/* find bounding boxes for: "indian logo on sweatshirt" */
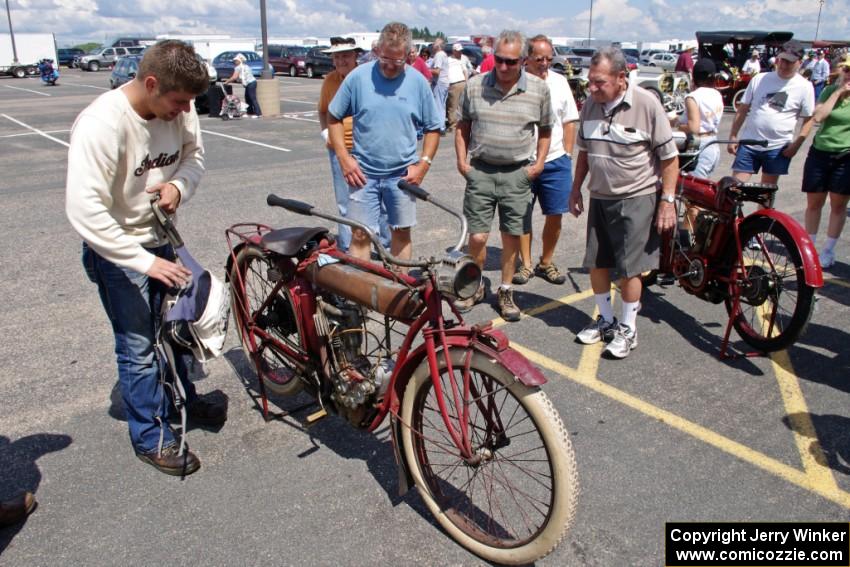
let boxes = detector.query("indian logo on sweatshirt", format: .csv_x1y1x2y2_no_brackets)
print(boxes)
134,151,180,177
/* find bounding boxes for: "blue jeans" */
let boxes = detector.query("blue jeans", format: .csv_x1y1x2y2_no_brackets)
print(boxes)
82,243,197,454
348,171,417,233
245,81,261,116
692,136,719,178
328,150,391,250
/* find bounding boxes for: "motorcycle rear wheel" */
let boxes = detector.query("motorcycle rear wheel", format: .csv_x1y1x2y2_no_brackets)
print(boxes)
400,349,578,565
724,217,815,352
230,245,305,396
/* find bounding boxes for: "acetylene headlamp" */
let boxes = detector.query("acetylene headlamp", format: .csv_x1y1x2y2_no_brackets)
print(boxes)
434,251,482,300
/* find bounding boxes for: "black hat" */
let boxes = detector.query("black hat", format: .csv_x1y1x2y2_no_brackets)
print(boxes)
777,40,804,62
692,57,716,76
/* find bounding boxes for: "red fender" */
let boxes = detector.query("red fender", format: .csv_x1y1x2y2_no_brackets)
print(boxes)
389,323,547,407
747,209,823,288
384,322,547,495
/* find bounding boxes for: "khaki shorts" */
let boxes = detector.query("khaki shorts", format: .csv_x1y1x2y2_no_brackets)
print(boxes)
463,160,533,236
583,194,659,278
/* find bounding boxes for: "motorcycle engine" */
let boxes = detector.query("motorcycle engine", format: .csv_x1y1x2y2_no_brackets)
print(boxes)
314,296,390,426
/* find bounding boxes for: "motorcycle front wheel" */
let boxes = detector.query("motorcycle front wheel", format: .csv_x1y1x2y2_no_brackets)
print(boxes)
400,349,578,565
724,217,816,352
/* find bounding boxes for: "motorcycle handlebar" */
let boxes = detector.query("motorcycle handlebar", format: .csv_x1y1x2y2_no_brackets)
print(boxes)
397,181,468,253
266,195,314,216
397,180,430,201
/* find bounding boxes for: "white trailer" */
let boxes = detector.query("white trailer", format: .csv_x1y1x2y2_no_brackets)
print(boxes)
155,35,258,61
1,33,57,78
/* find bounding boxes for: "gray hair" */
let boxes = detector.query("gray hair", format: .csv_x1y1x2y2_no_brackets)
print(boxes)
591,47,628,75
496,30,525,53
525,34,554,57
377,22,412,54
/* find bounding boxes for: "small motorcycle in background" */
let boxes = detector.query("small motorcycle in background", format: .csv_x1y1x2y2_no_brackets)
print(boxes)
38,59,59,86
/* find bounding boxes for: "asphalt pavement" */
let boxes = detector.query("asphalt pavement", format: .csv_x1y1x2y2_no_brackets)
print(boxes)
1,68,849,566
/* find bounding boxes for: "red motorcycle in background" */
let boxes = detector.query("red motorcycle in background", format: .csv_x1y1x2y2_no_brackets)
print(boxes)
225,182,578,564
649,136,823,357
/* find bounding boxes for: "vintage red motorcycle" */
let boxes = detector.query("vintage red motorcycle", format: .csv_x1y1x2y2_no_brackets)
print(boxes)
649,136,823,357
224,182,578,564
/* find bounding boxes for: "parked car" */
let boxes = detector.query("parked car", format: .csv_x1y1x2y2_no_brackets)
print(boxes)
552,45,582,75
304,47,333,78
624,54,640,71
621,48,640,59
455,41,483,69
109,55,141,89
212,51,273,79
57,48,84,67
639,49,667,64
569,47,597,69
645,51,677,71
77,46,133,71
267,45,309,76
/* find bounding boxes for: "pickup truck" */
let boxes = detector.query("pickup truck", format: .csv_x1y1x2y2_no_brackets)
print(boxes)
77,46,145,71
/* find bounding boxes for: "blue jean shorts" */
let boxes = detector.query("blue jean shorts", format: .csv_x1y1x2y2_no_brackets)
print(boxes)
531,154,572,215
732,144,791,176
347,169,416,231
802,146,850,196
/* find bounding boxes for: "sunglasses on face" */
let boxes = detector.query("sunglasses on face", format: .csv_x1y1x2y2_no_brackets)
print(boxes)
495,55,520,66
532,56,553,63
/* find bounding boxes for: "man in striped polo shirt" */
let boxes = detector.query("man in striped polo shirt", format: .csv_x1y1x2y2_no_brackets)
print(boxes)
569,47,679,359
453,29,553,321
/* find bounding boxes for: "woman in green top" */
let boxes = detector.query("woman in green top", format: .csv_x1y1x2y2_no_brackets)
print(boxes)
802,55,850,269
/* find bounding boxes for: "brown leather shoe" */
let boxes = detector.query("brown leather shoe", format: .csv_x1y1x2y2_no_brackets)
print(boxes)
453,282,486,313
497,287,521,322
137,445,201,476
0,492,36,528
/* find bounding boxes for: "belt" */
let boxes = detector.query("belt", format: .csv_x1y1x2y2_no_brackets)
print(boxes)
470,158,528,170
450,80,466,85
696,132,717,138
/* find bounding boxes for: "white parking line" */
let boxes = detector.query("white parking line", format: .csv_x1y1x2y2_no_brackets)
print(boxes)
282,115,320,124
0,129,70,139
281,98,314,104
1,114,69,147
2,84,51,97
201,129,291,152
65,83,109,91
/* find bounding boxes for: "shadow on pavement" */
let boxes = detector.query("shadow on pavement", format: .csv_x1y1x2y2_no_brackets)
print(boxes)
783,412,850,476
0,433,73,553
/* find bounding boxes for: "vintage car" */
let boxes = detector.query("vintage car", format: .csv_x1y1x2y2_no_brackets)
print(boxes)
696,30,794,109
629,66,690,115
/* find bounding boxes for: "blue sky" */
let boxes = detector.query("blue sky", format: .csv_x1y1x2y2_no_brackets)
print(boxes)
6,0,849,47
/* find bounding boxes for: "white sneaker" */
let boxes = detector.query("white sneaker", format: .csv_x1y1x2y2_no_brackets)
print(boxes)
819,248,835,269
576,315,618,345
603,323,638,359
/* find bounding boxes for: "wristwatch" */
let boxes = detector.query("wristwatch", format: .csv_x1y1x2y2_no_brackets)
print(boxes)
660,193,676,204
420,155,433,166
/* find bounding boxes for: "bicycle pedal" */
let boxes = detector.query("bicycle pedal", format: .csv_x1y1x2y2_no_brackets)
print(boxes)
306,408,328,424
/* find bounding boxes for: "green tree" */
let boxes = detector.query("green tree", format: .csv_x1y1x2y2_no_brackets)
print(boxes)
74,42,101,52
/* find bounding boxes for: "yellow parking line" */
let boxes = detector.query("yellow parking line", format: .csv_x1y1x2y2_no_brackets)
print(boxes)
511,342,850,509
770,350,838,492
491,287,596,329
825,277,850,289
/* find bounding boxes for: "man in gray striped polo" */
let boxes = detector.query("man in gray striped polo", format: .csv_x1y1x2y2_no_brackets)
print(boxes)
569,47,678,359
453,29,553,321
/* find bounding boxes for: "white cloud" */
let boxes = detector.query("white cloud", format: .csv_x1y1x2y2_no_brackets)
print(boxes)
4,0,850,46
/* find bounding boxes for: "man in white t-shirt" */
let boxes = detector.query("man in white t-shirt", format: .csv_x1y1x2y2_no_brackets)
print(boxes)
728,40,815,186
741,50,761,75
430,39,450,133
65,41,226,476
445,43,472,131
513,34,579,287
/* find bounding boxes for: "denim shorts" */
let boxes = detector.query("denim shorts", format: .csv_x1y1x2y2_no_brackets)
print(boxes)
531,154,572,215
347,170,416,231
802,146,850,195
732,144,791,176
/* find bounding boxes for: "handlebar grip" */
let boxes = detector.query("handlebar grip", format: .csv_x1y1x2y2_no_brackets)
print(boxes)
397,180,430,201
738,139,768,147
266,194,314,216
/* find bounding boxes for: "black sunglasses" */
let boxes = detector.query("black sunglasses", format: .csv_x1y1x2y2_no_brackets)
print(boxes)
495,55,520,66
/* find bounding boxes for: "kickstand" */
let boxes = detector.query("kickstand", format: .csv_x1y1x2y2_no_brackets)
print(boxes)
718,301,767,360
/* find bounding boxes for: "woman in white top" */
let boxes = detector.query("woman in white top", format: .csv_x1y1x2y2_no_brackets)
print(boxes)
224,53,261,117
678,57,724,178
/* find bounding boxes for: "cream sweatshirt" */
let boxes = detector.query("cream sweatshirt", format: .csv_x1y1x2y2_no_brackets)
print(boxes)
66,87,205,274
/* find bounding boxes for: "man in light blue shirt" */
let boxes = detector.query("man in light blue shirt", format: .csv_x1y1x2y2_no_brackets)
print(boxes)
329,21,442,261
811,51,830,99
